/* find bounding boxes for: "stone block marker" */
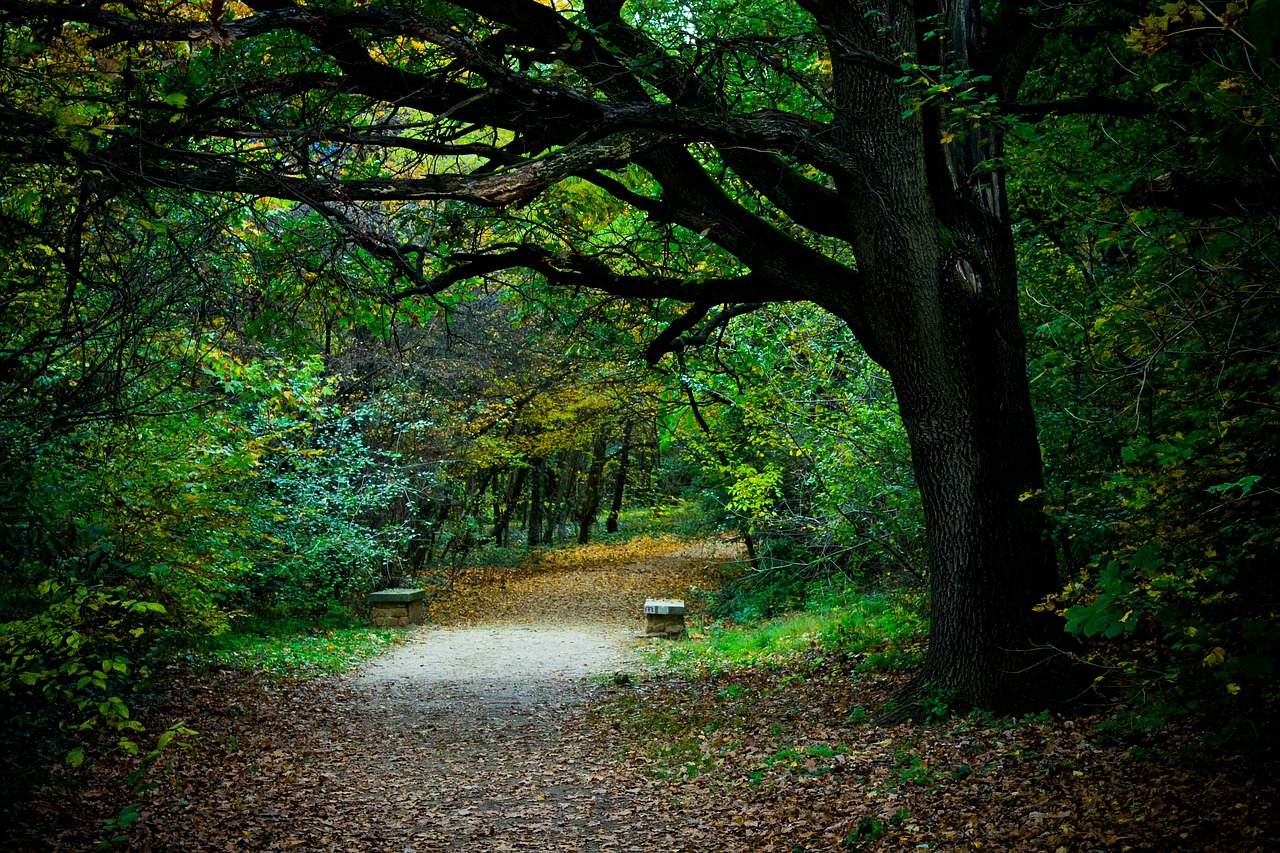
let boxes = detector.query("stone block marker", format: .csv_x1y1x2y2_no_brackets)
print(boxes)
643,599,686,637
369,588,425,628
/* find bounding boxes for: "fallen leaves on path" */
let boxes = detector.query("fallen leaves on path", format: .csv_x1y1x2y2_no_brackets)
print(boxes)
423,535,731,627
578,654,1279,850
7,536,1276,851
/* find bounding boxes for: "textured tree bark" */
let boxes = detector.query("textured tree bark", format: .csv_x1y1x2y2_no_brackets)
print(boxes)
816,0,1068,714
880,252,1064,713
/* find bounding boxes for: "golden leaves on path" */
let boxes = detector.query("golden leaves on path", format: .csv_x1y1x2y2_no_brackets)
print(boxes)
423,535,738,628
12,532,1274,852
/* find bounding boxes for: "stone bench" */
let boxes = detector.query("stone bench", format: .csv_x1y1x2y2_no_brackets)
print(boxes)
369,588,425,627
643,598,686,637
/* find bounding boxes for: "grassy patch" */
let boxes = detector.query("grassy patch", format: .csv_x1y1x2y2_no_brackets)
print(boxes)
650,611,828,674
645,589,928,676
191,617,405,675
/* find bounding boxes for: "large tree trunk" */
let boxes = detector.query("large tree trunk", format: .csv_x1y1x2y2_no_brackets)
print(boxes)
823,1,1067,714
884,250,1063,712
849,219,1066,713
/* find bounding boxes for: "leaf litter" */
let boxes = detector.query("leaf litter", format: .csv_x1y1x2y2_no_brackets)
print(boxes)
5,536,1276,851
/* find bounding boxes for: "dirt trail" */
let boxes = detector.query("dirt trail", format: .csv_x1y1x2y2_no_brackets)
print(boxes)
300,538,734,852
5,537,737,852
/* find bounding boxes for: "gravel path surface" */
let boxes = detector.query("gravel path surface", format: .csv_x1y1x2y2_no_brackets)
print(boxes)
350,625,636,753
355,626,634,687
310,538,734,851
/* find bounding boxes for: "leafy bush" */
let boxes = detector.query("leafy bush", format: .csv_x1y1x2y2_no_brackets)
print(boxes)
0,349,420,787
190,616,403,675
233,409,415,618
1018,79,1280,735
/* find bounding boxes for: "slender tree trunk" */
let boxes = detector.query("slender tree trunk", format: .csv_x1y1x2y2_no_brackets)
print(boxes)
577,432,608,544
547,450,581,543
492,466,526,548
423,499,452,563
605,421,633,533
641,426,656,508
526,458,545,548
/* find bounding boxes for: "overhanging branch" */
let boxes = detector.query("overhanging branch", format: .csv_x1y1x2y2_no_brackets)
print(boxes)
647,302,767,366
1002,95,1162,120
644,300,715,366
110,130,683,206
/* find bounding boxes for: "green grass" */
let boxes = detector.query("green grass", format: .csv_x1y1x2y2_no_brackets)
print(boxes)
646,589,928,675
191,617,405,675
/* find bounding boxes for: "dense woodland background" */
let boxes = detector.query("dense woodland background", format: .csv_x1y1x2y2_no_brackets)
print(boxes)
1,0,1278,835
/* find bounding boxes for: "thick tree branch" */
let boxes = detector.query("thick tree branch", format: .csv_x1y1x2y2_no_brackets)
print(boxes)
719,149,851,242
104,130,682,206
635,148,868,336
386,246,801,306
658,302,768,364
211,128,518,163
577,0,858,244
643,300,715,366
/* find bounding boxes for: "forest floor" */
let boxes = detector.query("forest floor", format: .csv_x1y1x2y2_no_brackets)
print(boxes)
7,536,1279,852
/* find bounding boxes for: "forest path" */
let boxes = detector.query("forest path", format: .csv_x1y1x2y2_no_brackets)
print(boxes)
7,536,742,851
297,537,736,852
19,535,1277,852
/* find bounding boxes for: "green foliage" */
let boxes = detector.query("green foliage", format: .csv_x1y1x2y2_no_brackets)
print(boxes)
0,578,160,726
1014,1,1280,733
814,589,929,659
648,587,927,676
891,751,937,786
93,720,195,849
97,803,141,850
234,405,416,618
191,618,404,676
843,816,885,849
713,553,813,621
0,341,412,777
673,305,924,604
650,611,832,674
